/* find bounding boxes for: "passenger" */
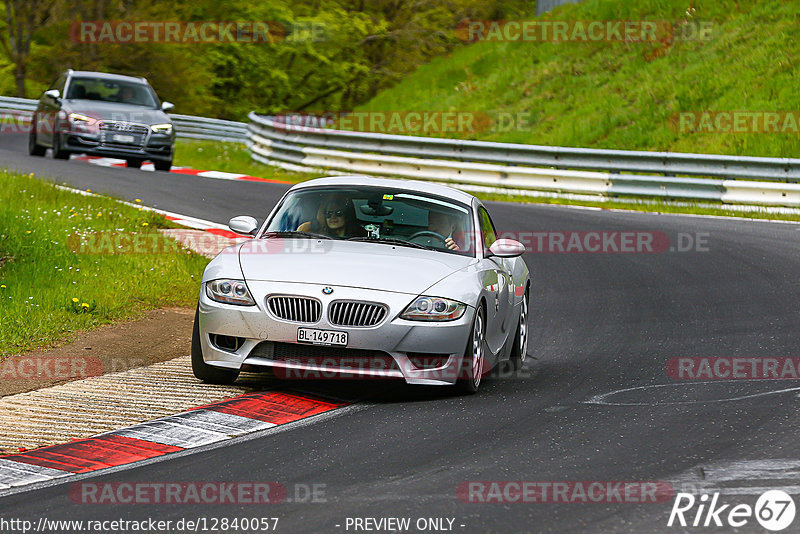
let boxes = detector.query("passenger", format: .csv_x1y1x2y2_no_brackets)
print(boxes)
428,211,462,251
298,195,365,238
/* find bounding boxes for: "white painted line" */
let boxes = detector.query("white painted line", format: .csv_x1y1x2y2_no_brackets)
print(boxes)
584,381,800,406
671,459,800,496
0,458,71,487
51,183,230,231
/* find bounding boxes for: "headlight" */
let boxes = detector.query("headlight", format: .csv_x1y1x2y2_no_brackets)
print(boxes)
69,113,98,127
400,296,467,321
205,279,255,306
150,123,173,134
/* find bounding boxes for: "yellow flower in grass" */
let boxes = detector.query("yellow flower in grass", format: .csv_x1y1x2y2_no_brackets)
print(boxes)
81,302,90,309
142,222,149,227
72,297,79,303
0,285,6,289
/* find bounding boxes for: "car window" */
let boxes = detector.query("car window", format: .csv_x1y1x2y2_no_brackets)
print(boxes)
65,77,158,108
478,206,497,253
264,186,475,256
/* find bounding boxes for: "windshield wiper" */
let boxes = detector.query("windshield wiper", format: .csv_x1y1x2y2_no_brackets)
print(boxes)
347,236,436,251
262,231,332,239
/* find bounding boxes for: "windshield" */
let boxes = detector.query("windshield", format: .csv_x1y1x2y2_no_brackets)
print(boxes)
65,77,159,108
264,186,475,256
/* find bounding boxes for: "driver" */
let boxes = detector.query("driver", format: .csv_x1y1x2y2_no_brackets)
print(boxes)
428,211,461,251
117,86,136,103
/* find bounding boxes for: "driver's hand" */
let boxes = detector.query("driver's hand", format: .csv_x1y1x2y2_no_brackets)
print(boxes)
445,237,460,250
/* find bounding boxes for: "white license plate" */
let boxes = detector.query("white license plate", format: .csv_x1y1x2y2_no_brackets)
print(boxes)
112,134,135,143
297,328,348,346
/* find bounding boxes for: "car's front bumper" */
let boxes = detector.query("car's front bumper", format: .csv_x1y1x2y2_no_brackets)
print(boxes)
197,281,475,386
61,128,173,162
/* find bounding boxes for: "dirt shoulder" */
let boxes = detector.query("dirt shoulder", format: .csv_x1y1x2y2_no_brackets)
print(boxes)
1,307,194,397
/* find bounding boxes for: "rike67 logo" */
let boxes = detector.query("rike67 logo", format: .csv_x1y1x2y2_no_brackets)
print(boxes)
668,490,796,531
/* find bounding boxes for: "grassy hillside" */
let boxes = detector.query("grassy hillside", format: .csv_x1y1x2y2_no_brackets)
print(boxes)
358,0,800,158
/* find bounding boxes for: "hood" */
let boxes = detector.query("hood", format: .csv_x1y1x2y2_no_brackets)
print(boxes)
64,100,170,125
238,238,475,295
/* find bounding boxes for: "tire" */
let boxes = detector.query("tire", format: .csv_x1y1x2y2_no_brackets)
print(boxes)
153,159,172,172
508,288,529,372
191,307,240,385
28,127,46,156
126,159,142,169
455,306,485,395
52,132,70,160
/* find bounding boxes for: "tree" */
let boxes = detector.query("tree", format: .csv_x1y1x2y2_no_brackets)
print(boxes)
1,0,57,97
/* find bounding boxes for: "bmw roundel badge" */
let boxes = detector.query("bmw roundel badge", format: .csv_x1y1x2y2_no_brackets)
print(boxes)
322,287,333,295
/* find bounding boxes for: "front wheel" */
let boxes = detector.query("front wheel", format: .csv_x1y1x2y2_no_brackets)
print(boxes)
28,128,46,156
52,132,70,159
455,306,485,395
191,307,240,385
153,159,172,172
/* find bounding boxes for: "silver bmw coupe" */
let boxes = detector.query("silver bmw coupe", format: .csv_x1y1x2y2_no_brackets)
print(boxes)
192,176,530,393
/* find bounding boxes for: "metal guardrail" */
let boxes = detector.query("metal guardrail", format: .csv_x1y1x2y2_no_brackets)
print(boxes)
247,113,800,208
168,114,247,141
0,96,247,141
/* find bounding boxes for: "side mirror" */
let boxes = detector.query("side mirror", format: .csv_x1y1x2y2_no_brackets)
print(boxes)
44,89,60,101
161,101,174,112
488,239,525,258
228,216,258,236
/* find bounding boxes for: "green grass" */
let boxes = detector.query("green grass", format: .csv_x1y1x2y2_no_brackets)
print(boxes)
173,139,321,183
0,170,210,357
357,0,800,159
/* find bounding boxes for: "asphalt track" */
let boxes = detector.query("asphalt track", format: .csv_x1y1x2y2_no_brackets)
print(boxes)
2,133,800,533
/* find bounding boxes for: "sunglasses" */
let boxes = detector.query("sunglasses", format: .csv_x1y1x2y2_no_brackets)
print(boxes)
325,209,345,218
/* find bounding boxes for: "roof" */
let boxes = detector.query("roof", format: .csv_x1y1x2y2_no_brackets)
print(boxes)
68,71,148,84
290,175,477,206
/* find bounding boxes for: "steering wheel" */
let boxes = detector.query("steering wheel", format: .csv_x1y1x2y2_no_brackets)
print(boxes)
407,230,448,246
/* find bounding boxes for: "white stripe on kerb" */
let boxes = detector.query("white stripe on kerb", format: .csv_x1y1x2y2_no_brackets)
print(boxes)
0,458,71,487
111,420,229,449
197,171,247,180
168,409,277,435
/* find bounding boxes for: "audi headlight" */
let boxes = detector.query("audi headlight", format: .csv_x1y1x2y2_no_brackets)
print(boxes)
205,279,255,306
68,113,98,130
150,123,173,134
400,296,467,321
